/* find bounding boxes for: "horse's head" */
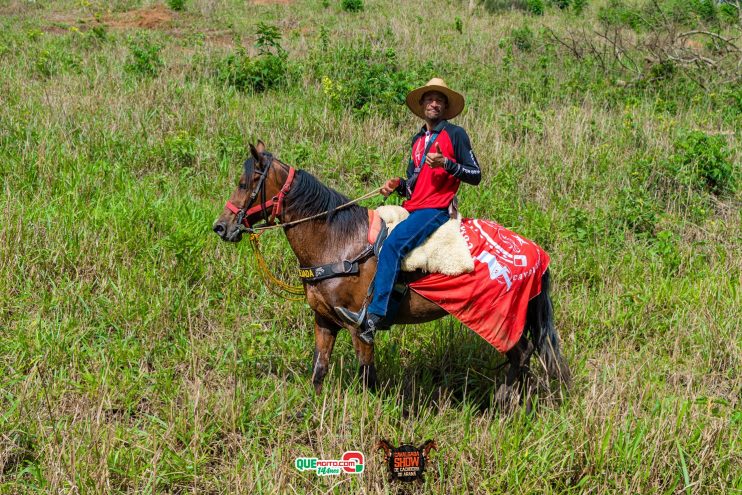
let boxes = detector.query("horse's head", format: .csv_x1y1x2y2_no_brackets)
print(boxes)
212,140,292,242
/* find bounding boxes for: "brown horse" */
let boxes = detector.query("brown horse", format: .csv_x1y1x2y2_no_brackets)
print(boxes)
213,142,571,408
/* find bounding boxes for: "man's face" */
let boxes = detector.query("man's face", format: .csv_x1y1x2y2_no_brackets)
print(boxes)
421,91,448,121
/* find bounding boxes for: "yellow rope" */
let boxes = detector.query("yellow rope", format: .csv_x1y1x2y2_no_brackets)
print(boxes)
249,233,306,301
245,185,383,301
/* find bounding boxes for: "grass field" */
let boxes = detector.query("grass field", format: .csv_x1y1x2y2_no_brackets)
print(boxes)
0,0,740,493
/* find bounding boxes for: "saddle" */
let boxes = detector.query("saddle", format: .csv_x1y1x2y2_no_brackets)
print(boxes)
373,205,474,275
298,206,473,283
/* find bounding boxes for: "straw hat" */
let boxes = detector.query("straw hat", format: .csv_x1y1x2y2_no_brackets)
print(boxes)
405,78,465,120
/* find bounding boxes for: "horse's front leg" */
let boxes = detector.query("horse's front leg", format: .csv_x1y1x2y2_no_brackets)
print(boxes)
312,314,338,394
349,328,377,391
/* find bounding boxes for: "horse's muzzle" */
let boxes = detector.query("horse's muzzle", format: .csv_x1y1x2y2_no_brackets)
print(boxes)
213,221,243,242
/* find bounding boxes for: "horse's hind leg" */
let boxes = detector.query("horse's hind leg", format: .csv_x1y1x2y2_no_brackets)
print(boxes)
312,314,338,394
350,328,377,391
495,335,535,413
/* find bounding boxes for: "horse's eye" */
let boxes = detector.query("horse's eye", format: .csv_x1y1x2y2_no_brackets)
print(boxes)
238,183,247,190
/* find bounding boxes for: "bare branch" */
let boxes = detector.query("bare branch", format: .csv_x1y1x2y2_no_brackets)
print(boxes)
677,31,740,51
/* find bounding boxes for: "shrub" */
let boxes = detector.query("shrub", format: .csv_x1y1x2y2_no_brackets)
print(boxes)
89,25,108,41
614,186,659,236
572,0,588,14
33,41,81,78
212,23,290,93
667,131,736,195
167,0,186,11
500,107,545,140
648,60,675,81
214,49,288,93
341,0,364,12
598,0,642,29
125,35,163,78
693,0,717,23
315,44,423,117
255,22,284,56
720,3,739,25
512,25,534,51
455,17,463,34
550,0,571,9
527,0,544,15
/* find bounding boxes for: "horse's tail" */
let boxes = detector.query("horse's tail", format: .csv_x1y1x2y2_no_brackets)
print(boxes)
528,269,571,387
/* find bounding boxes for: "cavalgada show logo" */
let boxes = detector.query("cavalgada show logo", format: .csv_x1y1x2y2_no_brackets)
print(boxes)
294,451,365,476
378,439,437,482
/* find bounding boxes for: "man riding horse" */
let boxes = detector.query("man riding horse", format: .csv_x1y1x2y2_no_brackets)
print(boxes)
337,78,482,344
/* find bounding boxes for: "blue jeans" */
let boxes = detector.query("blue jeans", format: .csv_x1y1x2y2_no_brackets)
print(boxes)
368,208,450,318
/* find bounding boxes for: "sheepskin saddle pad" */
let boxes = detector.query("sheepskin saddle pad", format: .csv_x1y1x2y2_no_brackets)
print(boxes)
375,205,474,276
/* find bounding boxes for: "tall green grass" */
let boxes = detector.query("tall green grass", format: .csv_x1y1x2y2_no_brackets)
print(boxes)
0,0,739,493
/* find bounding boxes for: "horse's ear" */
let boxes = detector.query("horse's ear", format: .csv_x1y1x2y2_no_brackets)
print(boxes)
249,143,261,163
256,140,265,154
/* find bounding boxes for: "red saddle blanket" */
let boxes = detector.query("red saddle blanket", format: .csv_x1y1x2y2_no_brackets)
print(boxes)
409,218,550,353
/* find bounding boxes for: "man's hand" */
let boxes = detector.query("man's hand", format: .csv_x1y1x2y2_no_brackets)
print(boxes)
425,143,447,169
380,177,401,197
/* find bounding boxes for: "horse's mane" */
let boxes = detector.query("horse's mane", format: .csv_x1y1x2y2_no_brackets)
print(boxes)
285,169,368,239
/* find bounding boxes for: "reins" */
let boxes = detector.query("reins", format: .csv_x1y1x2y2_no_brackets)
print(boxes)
243,189,381,234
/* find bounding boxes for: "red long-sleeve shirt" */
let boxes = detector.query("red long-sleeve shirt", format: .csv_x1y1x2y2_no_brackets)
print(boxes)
397,120,481,212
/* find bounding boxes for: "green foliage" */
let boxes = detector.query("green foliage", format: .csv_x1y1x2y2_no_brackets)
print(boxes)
600,0,720,31
648,60,675,81
666,131,736,195
455,16,463,34
665,0,718,24
89,25,108,42
0,3,740,494
614,186,660,236
167,0,186,11
565,207,606,245
597,0,642,29
719,3,739,25
213,49,289,93
124,35,163,78
162,130,197,168
255,22,284,56
33,40,81,78
212,23,290,93
500,106,545,140
549,0,571,10
341,0,364,12
572,0,588,14
693,0,717,23
650,230,681,275
527,0,545,15
720,85,742,122
511,25,534,51
316,45,423,117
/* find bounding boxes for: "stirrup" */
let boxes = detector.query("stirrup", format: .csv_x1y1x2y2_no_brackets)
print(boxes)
358,326,375,345
334,305,366,327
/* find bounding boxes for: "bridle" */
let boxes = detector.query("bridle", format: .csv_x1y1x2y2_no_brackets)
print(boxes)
219,150,383,300
224,152,296,233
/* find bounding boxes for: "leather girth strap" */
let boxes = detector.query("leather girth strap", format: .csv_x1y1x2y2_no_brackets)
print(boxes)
298,245,374,282
298,211,388,283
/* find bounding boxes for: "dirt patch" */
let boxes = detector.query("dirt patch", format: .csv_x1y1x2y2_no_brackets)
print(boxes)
44,5,175,33
103,4,174,29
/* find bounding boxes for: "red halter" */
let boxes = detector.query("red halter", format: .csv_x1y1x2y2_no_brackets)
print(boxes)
225,165,296,230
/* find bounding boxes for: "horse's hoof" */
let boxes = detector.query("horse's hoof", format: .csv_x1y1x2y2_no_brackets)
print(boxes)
495,384,518,413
